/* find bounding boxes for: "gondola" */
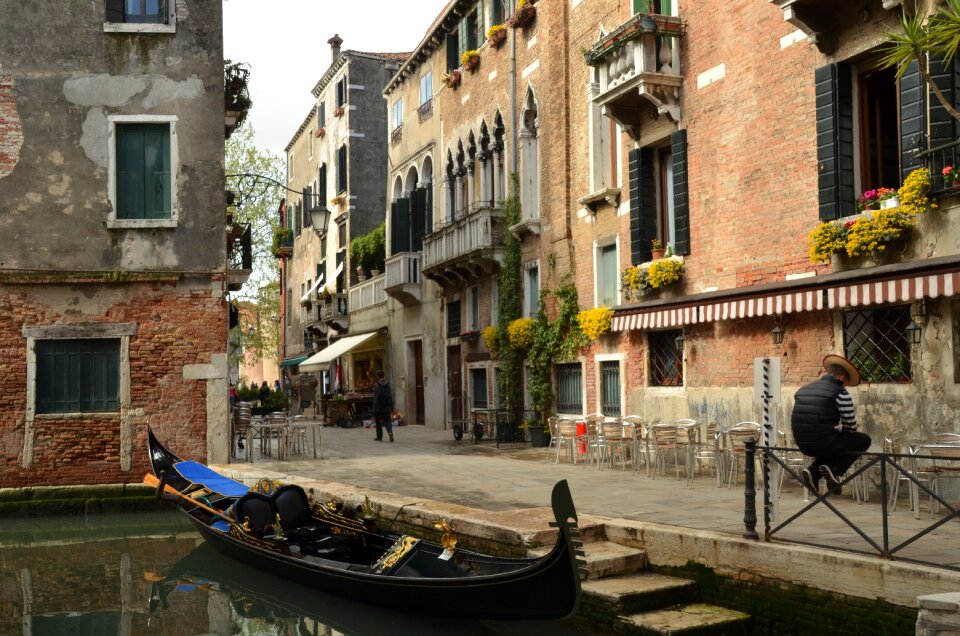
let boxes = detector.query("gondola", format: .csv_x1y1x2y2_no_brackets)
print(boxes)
145,428,585,620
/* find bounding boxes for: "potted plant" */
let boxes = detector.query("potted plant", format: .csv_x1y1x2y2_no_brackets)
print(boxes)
648,257,684,288
443,69,462,89
944,165,958,189
315,127,325,138
651,238,665,260
523,419,551,447
333,105,346,117
487,24,507,48
461,50,480,72
509,0,537,29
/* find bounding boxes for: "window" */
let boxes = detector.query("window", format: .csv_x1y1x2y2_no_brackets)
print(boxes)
288,153,295,181
628,133,689,263
336,76,347,108
600,360,622,416
317,101,326,127
556,363,583,413
303,330,312,351
843,306,912,383
597,242,619,307
447,300,461,337
467,286,480,331
36,339,120,414
392,98,403,131
520,89,540,222
470,368,488,409
446,29,460,72
286,288,292,327
491,0,505,25
588,106,621,194
462,11,479,54
649,330,683,386
524,265,540,317
633,0,671,14
337,145,348,194
420,73,433,106
109,117,177,226
308,132,313,160
491,279,499,326
318,163,328,205
105,0,173,30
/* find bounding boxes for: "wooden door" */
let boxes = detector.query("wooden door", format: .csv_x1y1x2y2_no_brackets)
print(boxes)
412,340,425,425
447,345,463,422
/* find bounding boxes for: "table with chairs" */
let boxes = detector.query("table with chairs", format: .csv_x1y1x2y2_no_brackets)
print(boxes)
231,408,322,462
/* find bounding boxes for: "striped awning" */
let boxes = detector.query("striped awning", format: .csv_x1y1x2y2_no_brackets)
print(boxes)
827,271,960,308
612,270,960,333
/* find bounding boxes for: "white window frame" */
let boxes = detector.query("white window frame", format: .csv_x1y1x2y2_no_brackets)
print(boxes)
392,97,403,131
107,114,179,229
420,72,433,106
595,353,626,416
103,1,176,33
593,238,620,308
467,364,489,410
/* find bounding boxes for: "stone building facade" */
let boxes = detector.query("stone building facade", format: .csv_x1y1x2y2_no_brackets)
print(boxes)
0,0,229,487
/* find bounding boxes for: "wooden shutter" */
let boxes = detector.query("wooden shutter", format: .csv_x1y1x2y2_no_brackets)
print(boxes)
446,32,459,72
459,17,468,58
671,130,690,255
105,0,124,22
294,201,302,236
492,0,503,25
900,59,926,182
815,63,855,221
116,125,144,220
477,1,486,41
318,164,327,202
36,339,120,414
629,148,656,264
336,250,345,293
318,101,325,125
116,123,170,220
303,186,312,228
338,145,347,192
411,189,425,251
425,185,434,235
393,198,411,253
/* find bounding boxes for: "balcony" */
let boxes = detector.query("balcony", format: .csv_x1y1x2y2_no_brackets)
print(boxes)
422,204,505,289
320,293,348,330
391,125,402,146
583,12,684,138
385,253,421,306
770,0,900,54
272,229,293,259
348,274,387,312
226,222,252,292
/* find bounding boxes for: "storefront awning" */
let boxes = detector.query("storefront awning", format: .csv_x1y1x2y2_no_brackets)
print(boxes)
299,332,381,372
612,256,960,332
280,355,309,367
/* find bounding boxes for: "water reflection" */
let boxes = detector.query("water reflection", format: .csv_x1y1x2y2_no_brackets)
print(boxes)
0,512,589,635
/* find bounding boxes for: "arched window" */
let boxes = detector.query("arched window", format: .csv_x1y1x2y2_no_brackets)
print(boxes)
520,88,540,221
493,111,506,203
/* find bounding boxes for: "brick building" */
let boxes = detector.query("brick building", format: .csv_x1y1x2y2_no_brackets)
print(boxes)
0,1,232,487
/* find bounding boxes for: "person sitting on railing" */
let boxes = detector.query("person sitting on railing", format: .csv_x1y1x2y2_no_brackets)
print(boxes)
791,355,872,494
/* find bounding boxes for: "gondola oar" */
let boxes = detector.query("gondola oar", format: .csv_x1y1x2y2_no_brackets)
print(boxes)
143,473,235,524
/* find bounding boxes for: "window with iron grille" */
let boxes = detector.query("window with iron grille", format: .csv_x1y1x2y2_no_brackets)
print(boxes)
470,368,488,409
36,339,120,413
556,363,583,413
303,330,312,351
600,360,621,416
842,306,912,383
649,330,683,386
447,301,461,337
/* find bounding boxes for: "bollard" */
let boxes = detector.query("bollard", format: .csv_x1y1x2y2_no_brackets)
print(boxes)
743,438,759,540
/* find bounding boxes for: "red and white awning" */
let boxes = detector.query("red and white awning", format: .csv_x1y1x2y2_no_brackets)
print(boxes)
611,306,699,332
827,272,960,308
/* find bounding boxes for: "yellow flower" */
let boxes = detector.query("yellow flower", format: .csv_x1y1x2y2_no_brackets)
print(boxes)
482,325,500,355
808,222,844,263
460,49,479,65
507,318,535,350
577,307,613,341
647,258,684,288
898,167,936,216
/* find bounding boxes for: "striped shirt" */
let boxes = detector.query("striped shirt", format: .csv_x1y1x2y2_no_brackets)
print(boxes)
837,389,857,431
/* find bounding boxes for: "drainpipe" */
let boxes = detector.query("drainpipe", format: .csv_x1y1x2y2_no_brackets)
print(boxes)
509,10,517,176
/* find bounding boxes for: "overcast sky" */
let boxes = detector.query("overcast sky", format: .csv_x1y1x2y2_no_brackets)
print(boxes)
223,0,448,161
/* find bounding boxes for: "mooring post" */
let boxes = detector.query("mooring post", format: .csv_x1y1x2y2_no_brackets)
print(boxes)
743,438,759,540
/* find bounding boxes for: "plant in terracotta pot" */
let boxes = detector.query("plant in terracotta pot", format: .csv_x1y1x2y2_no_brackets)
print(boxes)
487,24,507,48
650,238,665,260
443,69,462,89
461,49,480,72
509,0,537,29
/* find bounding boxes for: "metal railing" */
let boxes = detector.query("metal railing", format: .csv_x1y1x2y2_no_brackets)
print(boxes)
913,139,960,195
742,440,959,571
227,223,252,271
453,408,535,447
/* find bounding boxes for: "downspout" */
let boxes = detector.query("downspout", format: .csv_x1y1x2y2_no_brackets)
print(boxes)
509,6,517,175
561,0,573,263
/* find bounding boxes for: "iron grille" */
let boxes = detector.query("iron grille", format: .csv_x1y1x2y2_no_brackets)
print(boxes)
556,363,583,413
843,306,912,383
470,368,488,409
600,361,621,416
649,330,683,386
447,301,461,337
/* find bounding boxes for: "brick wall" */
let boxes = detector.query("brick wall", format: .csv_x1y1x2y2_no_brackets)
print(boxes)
0,282,225,488
0,73,23,179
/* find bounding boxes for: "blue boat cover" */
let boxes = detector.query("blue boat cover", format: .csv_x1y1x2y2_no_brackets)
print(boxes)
173,461,249,497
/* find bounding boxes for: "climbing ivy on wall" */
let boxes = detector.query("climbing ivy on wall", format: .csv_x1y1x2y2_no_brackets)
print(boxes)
495,174,523,418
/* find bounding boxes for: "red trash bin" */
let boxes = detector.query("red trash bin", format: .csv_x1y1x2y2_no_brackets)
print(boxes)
576,421,587,457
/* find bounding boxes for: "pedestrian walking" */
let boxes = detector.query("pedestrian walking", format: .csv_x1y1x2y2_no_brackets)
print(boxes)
259,380,270,406
791,355,872,493
372,370,394,442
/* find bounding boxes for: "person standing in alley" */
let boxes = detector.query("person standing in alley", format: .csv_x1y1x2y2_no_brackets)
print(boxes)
259,380,270,406
372,369,394,442
791,355,872,494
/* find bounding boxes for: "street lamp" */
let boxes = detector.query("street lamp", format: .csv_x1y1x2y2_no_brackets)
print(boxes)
226,172,330,234
309,205,331,235
674,331,685,354
905,320,922,345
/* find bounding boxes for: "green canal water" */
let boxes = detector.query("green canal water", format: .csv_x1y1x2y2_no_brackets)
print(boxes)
0,511,592,635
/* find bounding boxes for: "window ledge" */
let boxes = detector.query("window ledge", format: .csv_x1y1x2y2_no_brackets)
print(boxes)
103,23,175,34
107,219,178,229
578,188,621,212
35,412,121,420
508,218,541,237
645,386,686,397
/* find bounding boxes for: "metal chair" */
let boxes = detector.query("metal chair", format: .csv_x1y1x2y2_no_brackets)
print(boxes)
621,416,645,474
690,421,725,487
554,419,580,464
583,413,606,466
648,423,685,480
597,419,630,470
724,422,762,488
913,443,960,516
545,417,561,462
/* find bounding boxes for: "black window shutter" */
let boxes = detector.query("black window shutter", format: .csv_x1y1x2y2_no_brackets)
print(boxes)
815,63,855,221
105,0,124,22
424,185,434,235
392,199,411,253
411,188,425,251
318,164,327,202
303,186,312,228
671,129,690,255
338,145,347,193
629,148,656,264
447,33,459,72
900,59,925,182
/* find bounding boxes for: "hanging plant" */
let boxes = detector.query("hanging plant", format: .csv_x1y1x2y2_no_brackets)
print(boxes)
577,307,613,341
647,258,684,288
507,317,535,350
482,325,500,356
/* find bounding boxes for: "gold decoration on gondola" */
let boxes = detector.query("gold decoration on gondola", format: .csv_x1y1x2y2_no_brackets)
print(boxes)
372,535,420,573
254,478,282,494
240,516,252,533
360,495,378,521
271,513,285,540
435,518,458,552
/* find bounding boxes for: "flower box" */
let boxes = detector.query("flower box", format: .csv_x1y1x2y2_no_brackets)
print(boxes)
509,4,536,29
333,106,345,118
444,70,462,89
315,127,325,138
460,330,481,343
489,25,507,48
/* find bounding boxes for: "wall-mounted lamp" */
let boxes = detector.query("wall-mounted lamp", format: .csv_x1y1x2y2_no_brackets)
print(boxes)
905,320,922,345
309,205,331,235
674,331,685,354
910,299,928,325
771,324,785,345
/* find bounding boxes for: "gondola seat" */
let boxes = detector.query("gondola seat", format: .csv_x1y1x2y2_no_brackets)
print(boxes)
235,491,277,537
272,484,315,532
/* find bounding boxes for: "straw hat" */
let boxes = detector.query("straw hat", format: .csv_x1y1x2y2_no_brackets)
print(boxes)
822,354,861,387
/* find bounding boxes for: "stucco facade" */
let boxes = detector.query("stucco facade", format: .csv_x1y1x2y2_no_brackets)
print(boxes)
0,0,228,486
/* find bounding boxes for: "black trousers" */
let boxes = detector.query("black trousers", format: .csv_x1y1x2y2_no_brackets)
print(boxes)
374,411,392,440
792,426,872,479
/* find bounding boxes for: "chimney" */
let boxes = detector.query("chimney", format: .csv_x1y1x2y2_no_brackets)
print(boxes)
328,34,343,62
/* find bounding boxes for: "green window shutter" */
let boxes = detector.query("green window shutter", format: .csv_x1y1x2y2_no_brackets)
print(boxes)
392,198,411,253
601,244,617,306
318,164,327,202
338,145,348,193
446,32,459,72
629,148,657,264
459,18,468,58
303,186,312,228
105,0,124,22
492,0,503,25
477,0,486,40
36,339,120,414
815,63,855,221
900,59,926,183
116,125,145,220
116,123,170,220
425,185,433,235
411,188,425,252
671,129,690,255
143,124,170,219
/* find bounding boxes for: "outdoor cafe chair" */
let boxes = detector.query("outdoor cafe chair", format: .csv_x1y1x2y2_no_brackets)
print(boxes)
690,421,724,487
554,419,581,465
597,419,630,470
584,413,606,466
545,417,560,462
724,422,762,488
648,423,686,480
621,416,646,475
912,442,960,517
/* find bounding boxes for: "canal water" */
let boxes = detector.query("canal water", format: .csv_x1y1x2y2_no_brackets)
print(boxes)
0,511,593,635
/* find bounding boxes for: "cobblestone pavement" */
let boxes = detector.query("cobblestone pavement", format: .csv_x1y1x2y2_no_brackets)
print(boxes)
220,422,959,570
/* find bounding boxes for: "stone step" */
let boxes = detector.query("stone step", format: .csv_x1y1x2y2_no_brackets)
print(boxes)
615,604,751,636
582,572,699,615
580,541,647,580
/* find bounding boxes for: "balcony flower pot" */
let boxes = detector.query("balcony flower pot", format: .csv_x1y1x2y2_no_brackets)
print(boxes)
651,247,666,260
509,4,536,29
444,70,462,89
333,106,345,118
489,25,507,48
315,127,325,138
370,269,381,277
461,50,480,72
460,330,481,343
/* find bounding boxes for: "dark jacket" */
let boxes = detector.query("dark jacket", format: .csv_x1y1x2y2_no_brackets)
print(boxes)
791,375,843,441
373,379,393,414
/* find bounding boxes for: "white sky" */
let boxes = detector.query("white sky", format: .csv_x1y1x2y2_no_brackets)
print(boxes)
223,0,448,160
